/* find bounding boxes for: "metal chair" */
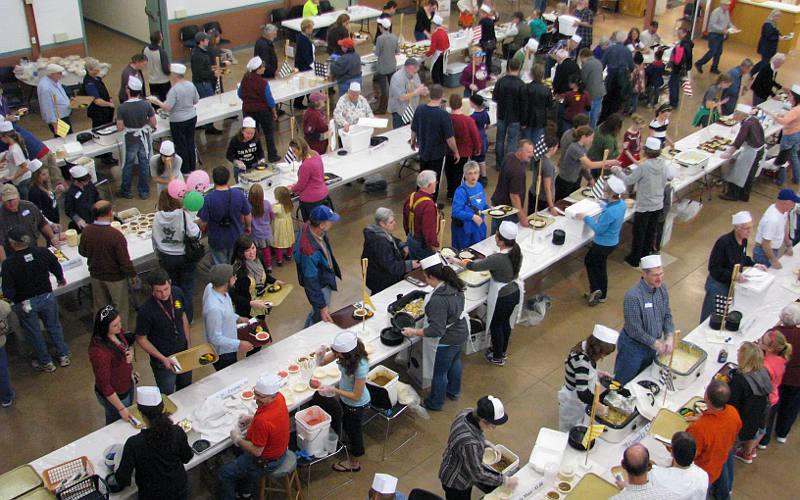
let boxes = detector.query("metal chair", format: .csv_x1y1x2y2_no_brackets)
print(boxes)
179,25,200,59
295,443,353,500
364,384,418,461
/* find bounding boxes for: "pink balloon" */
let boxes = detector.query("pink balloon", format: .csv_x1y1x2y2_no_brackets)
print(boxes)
167,179,187,199
186,170,211,192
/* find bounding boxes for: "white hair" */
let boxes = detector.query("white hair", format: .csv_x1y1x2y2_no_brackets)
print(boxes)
463,160,480,175
614,31,626,43
772,52,786,64
84,57,100,71
780,303,800,326
263,24,278,34
374,207,394,225
417,170,437,188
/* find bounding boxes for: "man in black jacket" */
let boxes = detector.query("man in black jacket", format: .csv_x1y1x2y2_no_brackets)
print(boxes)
493,58,526,169
521,63,553,145
362,207,419,293
254,25,279,79
190,32,222,134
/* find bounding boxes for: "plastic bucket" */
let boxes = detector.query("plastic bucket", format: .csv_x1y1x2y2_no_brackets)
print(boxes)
324,431,338,455
295,406,332,457
339,125,372,154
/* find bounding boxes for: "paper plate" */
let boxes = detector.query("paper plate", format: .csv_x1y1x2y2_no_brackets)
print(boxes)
292,383,309,393
488,209,505,217
241,390,255,400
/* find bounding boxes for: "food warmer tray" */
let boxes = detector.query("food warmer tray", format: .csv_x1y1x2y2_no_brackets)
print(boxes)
92,124,122,146
674,150,711,171
653,340,708,390
388,290,427,330
585,388,646,443
566,473,619,499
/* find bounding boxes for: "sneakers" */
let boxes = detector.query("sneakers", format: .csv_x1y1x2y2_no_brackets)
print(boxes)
32,360,56,373
57,355,71,367
586,290,603,307
777,436,787,444
484,350,506,366
734,447,754,464
757,444,768,450
1,392,14,408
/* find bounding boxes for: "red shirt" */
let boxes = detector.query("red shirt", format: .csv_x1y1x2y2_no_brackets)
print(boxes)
403,190,439,248
450,114,482,158
427,28,450,57
562,90,591,121
776,325,800,386
687,405,742,482
247,392,290,460
88,335,133,398
303,108,329,155
764,353,788,406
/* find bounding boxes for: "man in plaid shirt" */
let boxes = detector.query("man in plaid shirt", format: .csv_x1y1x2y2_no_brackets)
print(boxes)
614,254,675,384
575,0,594,49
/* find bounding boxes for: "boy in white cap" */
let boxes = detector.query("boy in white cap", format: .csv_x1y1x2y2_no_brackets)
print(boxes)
151,62,200,173
612,136,675,267
64,164,101,231
116,76,157,199
575,175,627,306
36,63,72,136
720,103,765,202
374,17,399,115
218,373,290,500
614,254,675,384
333,81,374,132
440,395,517,498
700,210,763,321
559,324,618,431
114,386,194,499
150,140,184,195
226,117,265,182
369,472,405,500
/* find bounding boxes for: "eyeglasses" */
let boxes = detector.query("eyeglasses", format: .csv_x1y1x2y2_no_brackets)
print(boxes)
99,305,115,320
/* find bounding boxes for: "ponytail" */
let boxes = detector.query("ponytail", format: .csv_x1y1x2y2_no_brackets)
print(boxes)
497,234,522,277
140,405,174,445
424,264,465,292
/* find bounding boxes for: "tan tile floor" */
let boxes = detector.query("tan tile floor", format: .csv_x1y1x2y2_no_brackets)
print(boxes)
2,4,800,499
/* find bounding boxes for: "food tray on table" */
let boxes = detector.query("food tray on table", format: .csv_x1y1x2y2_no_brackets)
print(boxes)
717,115,738,126
660,148,681,160
42,456,94,492
330,304,363,329
440,247,486,262
237,318,272,347
257,283,294,307
323,172,341,185
0,464,43,499
712,362,738,384
240,166,276,183
566,472,619,498
482,205,518,218
648,408,688,445
405,269,427,287
569,186,596,202
697,135,732,154
170,343,218,374
678,396,707,419
528,213,556,230
554,199,574,211
49,246,81,271
127,395,177,429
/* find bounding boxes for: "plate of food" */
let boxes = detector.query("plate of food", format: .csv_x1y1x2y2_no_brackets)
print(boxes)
352,306,374,319
267,283,282,293
440,247,457,258
287,363,301,375
458,250,475,260
531,218,548,228
254,331,270,342
487,209,505,217
198,353,218,365
241,389,255,400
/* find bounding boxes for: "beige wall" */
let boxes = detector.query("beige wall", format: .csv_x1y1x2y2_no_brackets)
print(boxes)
83,0,150,43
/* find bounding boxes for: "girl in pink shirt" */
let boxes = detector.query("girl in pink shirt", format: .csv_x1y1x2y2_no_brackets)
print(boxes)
759,329,793,448
288,137,329,221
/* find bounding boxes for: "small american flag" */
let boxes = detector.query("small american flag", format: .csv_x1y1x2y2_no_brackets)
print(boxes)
682,79,693,97
581,424,605,448
284,147,297,165
591,176,607,199
532,133,547,161
278,60,294,79
314,61,328,78
401,104,415,125
658,367,675,392
472,25,482,45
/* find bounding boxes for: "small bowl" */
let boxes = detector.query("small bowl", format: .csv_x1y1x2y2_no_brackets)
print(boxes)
557,482,572,493
287,364,300,374
254,332,269,342
545,491,560,500
241,390,255,400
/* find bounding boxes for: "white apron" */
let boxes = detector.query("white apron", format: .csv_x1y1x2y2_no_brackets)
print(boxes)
421,284,470,384
557,355,597,432
725,143,763,188
484,270,526,332
123,99,154,160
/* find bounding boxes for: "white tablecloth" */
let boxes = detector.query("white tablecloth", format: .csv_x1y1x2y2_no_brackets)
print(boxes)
280,7,382,32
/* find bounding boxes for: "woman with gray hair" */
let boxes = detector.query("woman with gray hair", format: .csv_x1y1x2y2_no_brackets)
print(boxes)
362,207,420,293
451,161,488,249
753,10,792,76
751,52,785,106
254,24,279,78
80,57,116,165
768,302,800,444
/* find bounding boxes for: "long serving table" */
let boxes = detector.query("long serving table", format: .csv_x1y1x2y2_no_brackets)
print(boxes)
280,7,382,32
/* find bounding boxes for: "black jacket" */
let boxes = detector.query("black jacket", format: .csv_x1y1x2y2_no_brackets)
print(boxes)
552,58,579,95
230,253,276,317
751,65,781,100
1,246,63,303
758,22,781,59
669,39,694,77
362,224,412,294
707,231,755,286
191,46,214,84
64,182,101,232
522,82,554,129
493,74,527,123
116,425,194,500
254,37,278,78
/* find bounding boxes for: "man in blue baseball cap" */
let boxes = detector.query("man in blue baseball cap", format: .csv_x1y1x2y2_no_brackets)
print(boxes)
294,205,341,326
754,188,799,269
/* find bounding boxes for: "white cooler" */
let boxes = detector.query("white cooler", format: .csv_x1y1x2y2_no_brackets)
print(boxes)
339,125,372,154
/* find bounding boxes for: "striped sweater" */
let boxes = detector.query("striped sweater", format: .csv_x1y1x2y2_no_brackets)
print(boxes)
439,410,504,491
565,346,596,405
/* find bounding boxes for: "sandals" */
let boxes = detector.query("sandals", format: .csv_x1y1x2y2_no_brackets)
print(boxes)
331,460,361,473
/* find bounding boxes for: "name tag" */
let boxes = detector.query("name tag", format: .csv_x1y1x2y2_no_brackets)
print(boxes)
24,253,33,262
74,191,82,199
644,302,653,309
21,209,30,216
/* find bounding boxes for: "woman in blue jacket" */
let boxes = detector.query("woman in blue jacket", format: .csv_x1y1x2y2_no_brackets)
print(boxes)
451,161,489,249
576,175,627,306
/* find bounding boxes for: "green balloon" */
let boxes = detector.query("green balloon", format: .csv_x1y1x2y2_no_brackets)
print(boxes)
183,191,204,211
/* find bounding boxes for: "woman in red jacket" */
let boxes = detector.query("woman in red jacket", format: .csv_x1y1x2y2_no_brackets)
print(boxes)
426,14,450,85
444,94,482,200
88,305,135,425
302,92,330,155
239,57,280,162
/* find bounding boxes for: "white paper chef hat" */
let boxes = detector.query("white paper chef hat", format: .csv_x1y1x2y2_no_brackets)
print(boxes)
592,324,620,344
170,63,187,75
242,117,257,129
372,473,398,494
607,175,626,194
332,330,358,353
160,140,175,156
645,137,662,151
732,210,752,225
254,373,284,396
0,121,13,133
432,14,444,25
28,159,43,173
137,386,162,407
480,4,492,13
735,103,752,114
793,84,800,96
127,76,143,91
498,221,518,240
526,38,540,52
46,64,65,74
69,165,89,179
378,18,392,29
246,56,263,72
349,81,362,92
420,253,445,270
640,254,662,269
571,34,582,44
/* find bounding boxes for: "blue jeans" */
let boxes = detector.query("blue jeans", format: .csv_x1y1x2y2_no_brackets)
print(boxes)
407,235,435,261
496,121,520,167
627,93,640,114
121,140,151,197
535,0,547,12
0,345,13,403
95,389,133,425
700,275,729,323
696,33,724,71
753,245,779,267
150,358,192,395
210,247,234,266
425,344,462,410
14,292,69,366
589,96,604,129
668,72,683,108
613,332,656,385
218,450,287,500
710,449,734,500
157,252,197,323
522,126,544,148
392,112,404,129
778,132,800,185
196,81,214,99
304,285,332,328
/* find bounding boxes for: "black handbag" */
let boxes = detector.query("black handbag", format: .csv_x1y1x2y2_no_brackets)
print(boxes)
183,211,205,263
